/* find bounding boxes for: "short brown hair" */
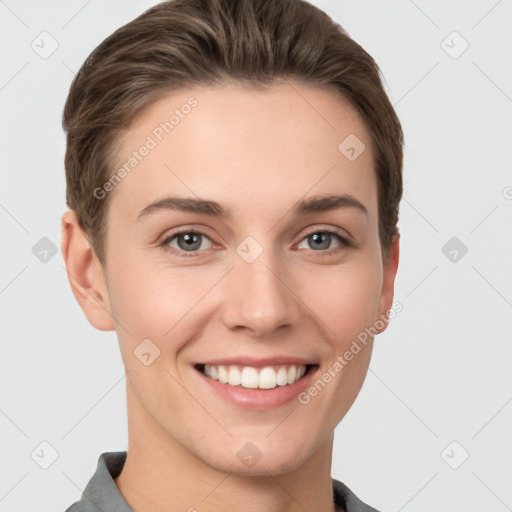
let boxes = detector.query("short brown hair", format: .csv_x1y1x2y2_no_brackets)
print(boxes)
62,0,403,265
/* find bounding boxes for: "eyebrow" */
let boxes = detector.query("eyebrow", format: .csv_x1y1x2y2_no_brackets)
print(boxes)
136,193,368,221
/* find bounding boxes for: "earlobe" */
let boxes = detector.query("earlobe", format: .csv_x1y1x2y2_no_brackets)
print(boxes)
61,210,116,331
376,231,400,334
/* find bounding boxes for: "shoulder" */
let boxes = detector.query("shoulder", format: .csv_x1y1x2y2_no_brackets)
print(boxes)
63,451,130,512
332,478,384,512
64,504,91,512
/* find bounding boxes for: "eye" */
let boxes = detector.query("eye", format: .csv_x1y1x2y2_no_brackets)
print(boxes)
161,229,214,258
160,227,352,259
296,229,351,255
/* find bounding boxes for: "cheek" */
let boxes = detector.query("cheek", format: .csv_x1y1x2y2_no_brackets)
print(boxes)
303,259,382,342
109,267,203,337
107,247,382,355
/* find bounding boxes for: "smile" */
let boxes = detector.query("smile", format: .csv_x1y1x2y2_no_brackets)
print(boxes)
195,363,314,389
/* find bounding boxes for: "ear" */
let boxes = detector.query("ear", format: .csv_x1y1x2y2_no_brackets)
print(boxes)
61,210,115,331
375,231,400,334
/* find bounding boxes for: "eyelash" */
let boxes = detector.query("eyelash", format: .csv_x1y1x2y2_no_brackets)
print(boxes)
159,227,352,259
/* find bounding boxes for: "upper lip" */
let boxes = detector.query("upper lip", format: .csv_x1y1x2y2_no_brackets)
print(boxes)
195,356,318,367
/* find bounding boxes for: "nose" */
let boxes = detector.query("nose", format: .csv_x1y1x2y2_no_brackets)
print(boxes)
221,248,302,338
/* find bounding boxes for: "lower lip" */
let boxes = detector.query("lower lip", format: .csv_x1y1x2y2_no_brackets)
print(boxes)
194,365,319,410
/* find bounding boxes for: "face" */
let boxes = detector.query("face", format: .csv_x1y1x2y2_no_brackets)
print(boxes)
84,82,398,475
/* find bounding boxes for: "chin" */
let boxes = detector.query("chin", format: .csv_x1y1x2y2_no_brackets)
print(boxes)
209,452,308,477
196,436,314,477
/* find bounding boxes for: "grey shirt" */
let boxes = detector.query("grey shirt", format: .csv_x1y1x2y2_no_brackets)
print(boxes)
65,452,382,512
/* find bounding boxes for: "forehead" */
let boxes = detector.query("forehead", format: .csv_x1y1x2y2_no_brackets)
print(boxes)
109,82,377,223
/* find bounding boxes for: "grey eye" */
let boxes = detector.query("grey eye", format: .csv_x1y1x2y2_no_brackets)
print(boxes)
167,232,213,252
308,232,331,250
297,231,342,251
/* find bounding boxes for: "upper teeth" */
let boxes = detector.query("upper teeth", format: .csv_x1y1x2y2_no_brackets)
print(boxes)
203,364,307,389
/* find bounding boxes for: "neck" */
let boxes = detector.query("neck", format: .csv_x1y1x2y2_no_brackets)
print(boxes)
115,382,339,512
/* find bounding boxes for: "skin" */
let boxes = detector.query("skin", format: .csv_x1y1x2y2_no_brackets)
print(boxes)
61,81,399,512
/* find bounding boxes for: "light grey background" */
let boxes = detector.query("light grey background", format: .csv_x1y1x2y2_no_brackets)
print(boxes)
1,1,511,511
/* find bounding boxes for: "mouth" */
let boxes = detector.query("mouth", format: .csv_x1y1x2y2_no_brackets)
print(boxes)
194,363,318,390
